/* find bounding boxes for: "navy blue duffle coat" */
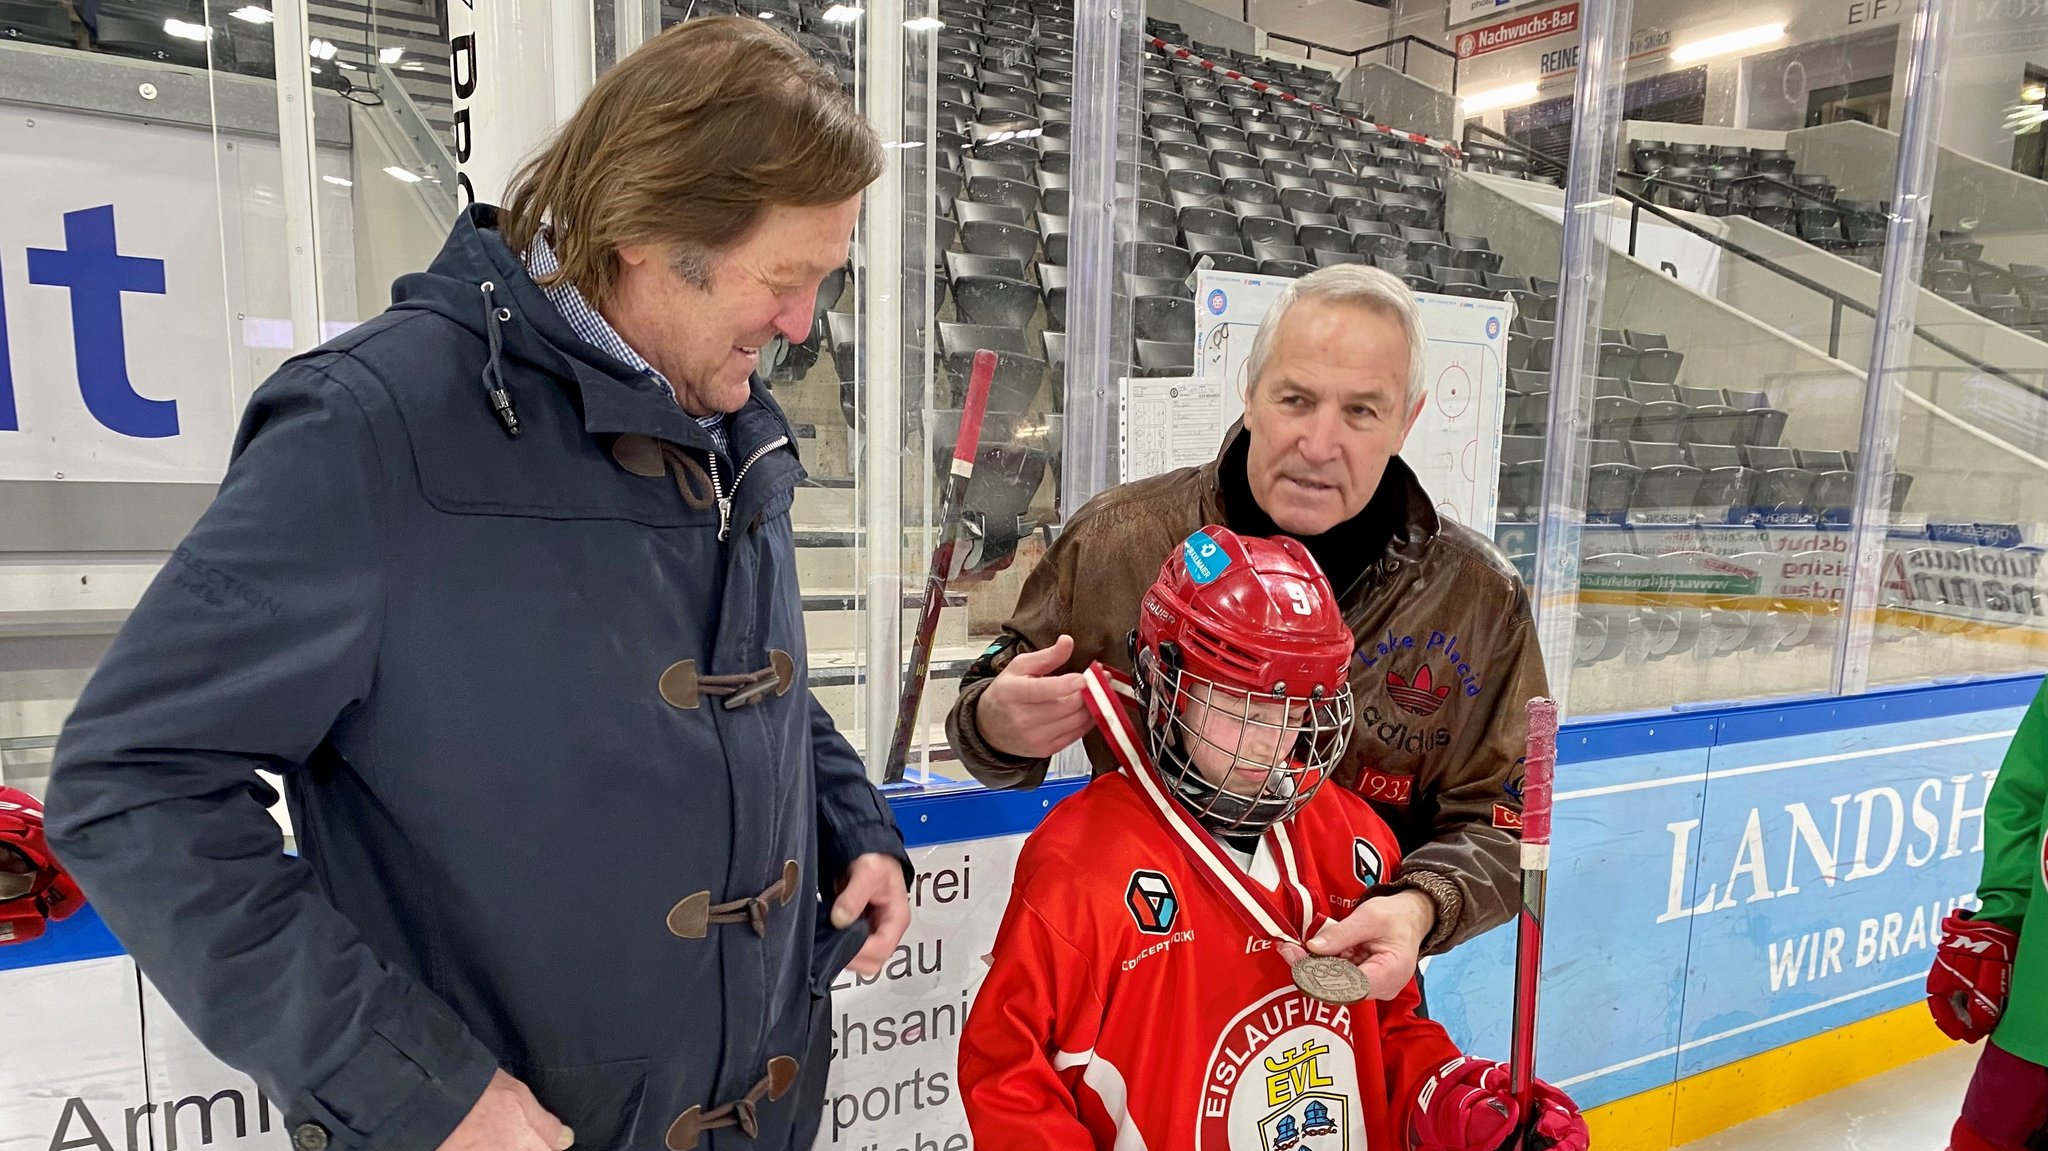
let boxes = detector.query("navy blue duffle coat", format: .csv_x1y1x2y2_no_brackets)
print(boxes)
46,205,907,1151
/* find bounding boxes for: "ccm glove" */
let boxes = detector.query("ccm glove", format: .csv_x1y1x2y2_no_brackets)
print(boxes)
1409,1056,1588,1151
1927,909,2018,1043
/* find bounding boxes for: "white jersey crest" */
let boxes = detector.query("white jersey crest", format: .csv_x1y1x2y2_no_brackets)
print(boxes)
1198,987,1366,1151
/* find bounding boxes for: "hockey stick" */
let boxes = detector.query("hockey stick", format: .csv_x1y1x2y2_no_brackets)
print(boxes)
884,349,998,783
1508,696,1557,1148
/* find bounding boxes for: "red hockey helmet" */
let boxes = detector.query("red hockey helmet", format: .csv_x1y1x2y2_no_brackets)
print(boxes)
0,787,86,946
1133,527,1356,834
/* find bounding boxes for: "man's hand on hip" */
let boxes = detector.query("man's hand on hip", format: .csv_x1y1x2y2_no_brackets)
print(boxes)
833,852,913,976
975,635,1093,759
1277,888,1436,1001
435,1069,572,1151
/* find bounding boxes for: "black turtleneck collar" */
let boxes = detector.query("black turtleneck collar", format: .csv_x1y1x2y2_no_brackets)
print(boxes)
1218,429,1407,599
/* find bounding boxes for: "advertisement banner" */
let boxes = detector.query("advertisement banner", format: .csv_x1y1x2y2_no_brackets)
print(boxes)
1425,700,2019,1108
819,836,1023,1151
0,107,355,486
1564,523,2048,634
0,691,2026,1145
0,111,240,483
0,956,147,1151
1454,3,1578,60
1536,25,1671,77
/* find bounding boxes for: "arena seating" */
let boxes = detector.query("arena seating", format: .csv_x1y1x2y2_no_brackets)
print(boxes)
1622,138,2048,341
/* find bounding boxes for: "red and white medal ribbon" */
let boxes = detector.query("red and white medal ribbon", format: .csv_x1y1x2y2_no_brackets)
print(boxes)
1079,662,1322,945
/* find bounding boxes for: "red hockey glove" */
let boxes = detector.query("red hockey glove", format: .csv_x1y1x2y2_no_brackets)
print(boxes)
1927,909,2017,1043
0,788,86,946
1408,1057,1589,1151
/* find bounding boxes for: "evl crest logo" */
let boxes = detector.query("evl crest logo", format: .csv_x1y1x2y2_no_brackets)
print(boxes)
0,204,177,439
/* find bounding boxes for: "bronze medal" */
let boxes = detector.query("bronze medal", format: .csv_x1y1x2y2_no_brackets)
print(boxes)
1291,954,1371,1004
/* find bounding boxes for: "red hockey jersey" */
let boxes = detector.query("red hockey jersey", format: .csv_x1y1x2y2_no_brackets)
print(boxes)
960,667,1461,1151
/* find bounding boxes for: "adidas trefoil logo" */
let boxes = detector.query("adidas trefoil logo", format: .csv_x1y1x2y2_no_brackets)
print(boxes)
1385,664,1453,717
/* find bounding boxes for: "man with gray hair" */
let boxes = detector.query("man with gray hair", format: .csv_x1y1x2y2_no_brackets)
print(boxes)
947,265,1544,998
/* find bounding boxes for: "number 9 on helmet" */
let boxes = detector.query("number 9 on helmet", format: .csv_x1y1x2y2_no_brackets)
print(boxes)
1131,527,1356,836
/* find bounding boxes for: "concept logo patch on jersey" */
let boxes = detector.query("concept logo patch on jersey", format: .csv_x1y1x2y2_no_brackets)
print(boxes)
1126,870,1179,935
1353,838,1382,888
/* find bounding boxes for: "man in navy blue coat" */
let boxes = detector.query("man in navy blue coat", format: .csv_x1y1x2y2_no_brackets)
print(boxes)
44,17,910,1151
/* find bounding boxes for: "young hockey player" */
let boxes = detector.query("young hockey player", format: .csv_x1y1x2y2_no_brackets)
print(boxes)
959,526,1587,1151
1928,679,2048,1151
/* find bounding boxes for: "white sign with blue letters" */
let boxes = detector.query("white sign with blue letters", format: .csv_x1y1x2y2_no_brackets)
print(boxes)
1,110,251,483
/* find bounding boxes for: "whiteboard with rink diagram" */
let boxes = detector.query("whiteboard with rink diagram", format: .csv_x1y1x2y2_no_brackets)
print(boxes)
1188,269,1509,534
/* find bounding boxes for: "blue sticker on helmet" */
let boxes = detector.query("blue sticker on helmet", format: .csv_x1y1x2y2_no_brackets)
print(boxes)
1183,530,1231,584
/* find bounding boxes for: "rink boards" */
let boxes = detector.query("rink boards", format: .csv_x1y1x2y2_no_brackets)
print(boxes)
1,673,2037,1151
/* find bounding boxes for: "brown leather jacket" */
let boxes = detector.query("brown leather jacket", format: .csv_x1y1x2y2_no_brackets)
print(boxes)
945,433,1547,954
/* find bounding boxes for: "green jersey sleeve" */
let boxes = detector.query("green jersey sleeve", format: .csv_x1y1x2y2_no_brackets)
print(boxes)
1978,681,2048,929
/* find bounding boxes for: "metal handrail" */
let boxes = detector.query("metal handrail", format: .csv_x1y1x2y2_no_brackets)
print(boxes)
1345,33,1461,65
1262,32,1458,91
1621,167,1852,218
1618,196,2048,402
1723,172,1855,214
1474,123,1845,216
1633,172,1734,208
1462,125,2048,402
1623,190,1873,360
1462,121,1564,180
374,63,458,179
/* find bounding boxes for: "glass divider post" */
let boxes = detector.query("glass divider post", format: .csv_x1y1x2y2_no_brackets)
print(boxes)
860,0,908,781
1530,0,1632,717
1061,0,1136,513
1831,0,1953,699
269,0,327,355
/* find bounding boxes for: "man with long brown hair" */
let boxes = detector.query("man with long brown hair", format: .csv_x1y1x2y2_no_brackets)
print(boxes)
46,17,909,1151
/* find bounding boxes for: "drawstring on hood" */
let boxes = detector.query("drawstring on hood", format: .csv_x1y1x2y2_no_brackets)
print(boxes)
480,281,521,437
389,207,801,460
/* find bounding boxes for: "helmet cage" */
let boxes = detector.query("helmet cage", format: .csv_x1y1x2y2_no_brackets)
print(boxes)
1138,641,1354,835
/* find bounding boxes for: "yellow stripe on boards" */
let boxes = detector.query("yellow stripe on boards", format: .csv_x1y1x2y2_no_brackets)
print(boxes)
1581,1001,1958,1150
1583,1084,1683,1149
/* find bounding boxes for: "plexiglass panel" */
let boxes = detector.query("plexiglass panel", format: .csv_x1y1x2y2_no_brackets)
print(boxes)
1861,0,2048,687
632,0,1089,787
0,2,319,805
